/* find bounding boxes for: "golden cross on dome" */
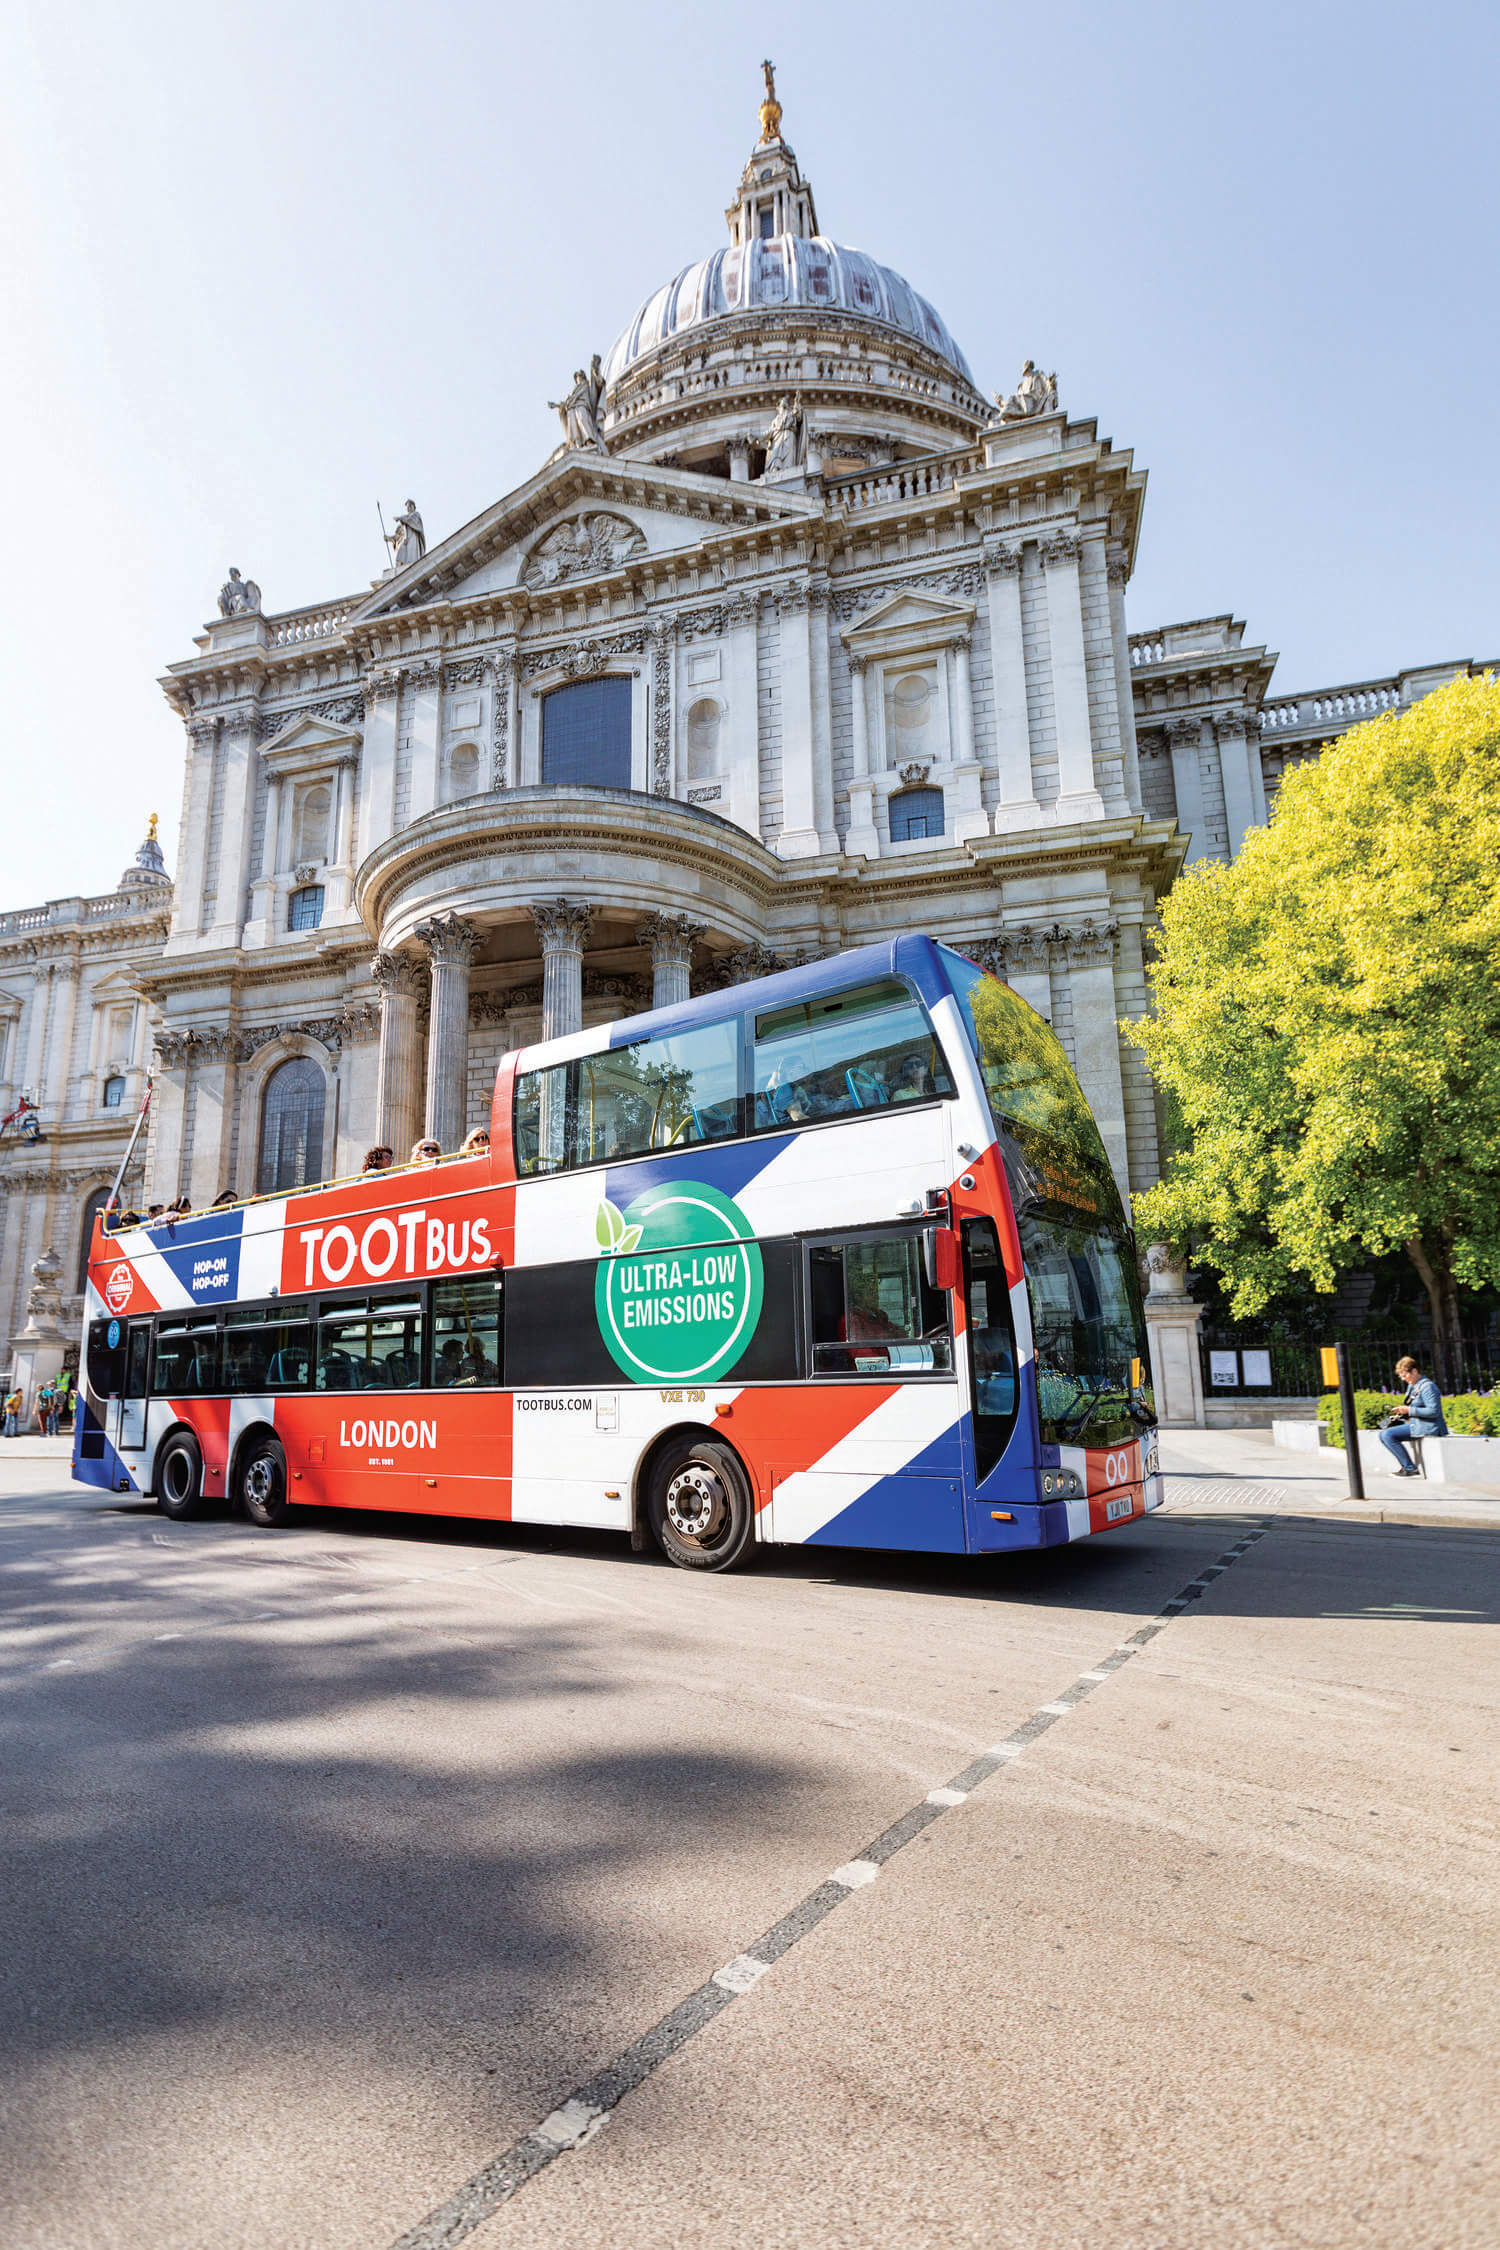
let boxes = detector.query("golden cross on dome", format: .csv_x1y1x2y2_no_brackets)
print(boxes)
147,812,159,841
759,59,782,143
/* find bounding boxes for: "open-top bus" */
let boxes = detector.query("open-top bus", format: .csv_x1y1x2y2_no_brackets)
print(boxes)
76,937,1160,1569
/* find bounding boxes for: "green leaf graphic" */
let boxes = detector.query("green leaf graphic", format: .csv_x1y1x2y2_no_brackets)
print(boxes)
595,1201,625,1251
620,1225,643,1253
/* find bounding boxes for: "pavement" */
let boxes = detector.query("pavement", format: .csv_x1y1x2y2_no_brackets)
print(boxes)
0,1435,1495,2250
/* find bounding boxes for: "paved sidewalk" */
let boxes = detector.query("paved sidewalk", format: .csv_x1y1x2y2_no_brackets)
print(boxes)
0,1436,74,1461
1159,1422,1500,1530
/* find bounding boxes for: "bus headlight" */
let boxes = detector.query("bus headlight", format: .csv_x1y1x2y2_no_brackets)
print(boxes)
1040,1470,1084,1500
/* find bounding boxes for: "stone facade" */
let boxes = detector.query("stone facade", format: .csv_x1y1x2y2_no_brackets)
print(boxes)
1,94,1493,1366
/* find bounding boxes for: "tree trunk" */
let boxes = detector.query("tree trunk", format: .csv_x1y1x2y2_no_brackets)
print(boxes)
1405,1234,1463,1393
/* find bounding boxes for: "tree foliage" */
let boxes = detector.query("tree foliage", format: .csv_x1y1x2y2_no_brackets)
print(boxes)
1126,674,1500,1385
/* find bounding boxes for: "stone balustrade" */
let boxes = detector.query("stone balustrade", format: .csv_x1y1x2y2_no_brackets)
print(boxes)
267,602,358,648
823,450,979,513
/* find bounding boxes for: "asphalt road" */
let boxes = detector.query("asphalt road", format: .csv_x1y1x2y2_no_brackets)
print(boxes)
0,1454,1495,2250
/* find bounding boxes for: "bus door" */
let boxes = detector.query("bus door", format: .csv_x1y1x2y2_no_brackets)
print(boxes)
111,1320,152,1455
769,1230,966,1553
959,1217,1024,1539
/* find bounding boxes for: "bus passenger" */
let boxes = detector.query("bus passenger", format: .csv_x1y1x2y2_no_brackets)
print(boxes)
890,1055,936,1102
410,1138,442,1166
361,1145,394,1175
459,1128,490,1155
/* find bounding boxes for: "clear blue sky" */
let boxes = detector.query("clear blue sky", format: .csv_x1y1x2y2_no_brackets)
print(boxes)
2,0,1495,905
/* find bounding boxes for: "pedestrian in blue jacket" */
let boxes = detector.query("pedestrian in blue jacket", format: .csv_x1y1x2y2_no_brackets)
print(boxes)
1378,1356,1448,1476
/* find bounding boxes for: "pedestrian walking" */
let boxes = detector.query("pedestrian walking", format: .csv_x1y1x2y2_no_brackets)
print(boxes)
1378,1356,1448,1476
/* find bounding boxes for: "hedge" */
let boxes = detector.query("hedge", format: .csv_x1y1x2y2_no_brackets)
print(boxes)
1320,1390,1500,1449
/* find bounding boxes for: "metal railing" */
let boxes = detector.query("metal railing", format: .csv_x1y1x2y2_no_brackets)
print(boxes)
1199,1329,1498,1399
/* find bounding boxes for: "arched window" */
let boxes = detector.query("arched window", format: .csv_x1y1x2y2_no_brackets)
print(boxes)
686,698,721,779
288,886,324,931
292,781,332,866
541,677,632,789
257,1056,326,1194
889,786,945,842
102,1074,126,1109
77,1187,113,1293
448,743,481,799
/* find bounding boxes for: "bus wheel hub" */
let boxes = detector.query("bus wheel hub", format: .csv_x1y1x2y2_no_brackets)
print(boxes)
666,1464,723,1541
246,1457,275,1503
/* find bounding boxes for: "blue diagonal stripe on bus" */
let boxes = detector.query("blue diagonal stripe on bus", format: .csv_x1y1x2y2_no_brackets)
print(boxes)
803,1418,969,1553
144,1208,245,1307
604,1132,791,1212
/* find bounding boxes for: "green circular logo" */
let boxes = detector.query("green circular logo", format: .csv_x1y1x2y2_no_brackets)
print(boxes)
594,1179,764,1384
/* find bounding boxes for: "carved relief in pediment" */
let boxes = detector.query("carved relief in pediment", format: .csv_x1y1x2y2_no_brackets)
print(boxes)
521,512,646,592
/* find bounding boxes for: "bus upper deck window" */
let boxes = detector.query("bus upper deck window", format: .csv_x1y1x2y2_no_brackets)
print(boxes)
754,980,951,1130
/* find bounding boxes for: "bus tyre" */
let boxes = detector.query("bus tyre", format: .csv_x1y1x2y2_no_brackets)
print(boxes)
648,1438,755,1573
156,1431,207,1522
238,1434,292,1529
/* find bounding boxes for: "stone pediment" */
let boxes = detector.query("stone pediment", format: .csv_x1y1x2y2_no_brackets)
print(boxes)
257,711,362,777
841,589,976,655
352,451,819,622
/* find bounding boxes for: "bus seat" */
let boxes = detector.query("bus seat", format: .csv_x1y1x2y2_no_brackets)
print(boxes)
845,1066,887,1110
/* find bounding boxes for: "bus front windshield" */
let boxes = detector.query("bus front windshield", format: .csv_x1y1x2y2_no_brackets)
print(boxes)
942,949,1154,1446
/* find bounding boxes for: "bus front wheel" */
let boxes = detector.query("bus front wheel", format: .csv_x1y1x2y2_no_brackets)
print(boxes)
238,1434,292,1528
647,1438,755,1573
157,1431,207,1522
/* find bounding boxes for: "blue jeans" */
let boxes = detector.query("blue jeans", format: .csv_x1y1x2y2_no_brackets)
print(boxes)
1378,1423,1423,1473
3,1413,16,1438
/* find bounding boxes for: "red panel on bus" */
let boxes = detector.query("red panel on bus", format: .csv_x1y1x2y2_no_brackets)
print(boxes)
274,1390,513,1519
278,1162,512,1296
714,1382,901,1511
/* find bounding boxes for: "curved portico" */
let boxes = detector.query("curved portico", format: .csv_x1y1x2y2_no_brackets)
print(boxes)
355,786,783,1148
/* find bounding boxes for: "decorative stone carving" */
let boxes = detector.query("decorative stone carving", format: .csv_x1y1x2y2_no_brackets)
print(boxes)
762,393,804,480
488,649,512,789
719,941,784,985
651,627,674,796
470,984,543,1025
217,568,262,617
530,899,593,953
153,1026,232,1067
23,1245,64,1329
293,861,320,886
522,511,644,591
1165,713,1203,744
687,783,723,804
727,592,759,630
370,949,427,999
993,361,1058,421
982,538,1021,577
1062,918,1119,969
443,659,486,688
676,604,727,640
363,668,401,703
1146,1242,1189,1299
522,628,646,682
583,971,651,1008
1106,548,1130,589
898,761,930,785
1039,532,1081,567
338,999,380,1044
549,356,608,454
414,912,483,967
386,500,425,570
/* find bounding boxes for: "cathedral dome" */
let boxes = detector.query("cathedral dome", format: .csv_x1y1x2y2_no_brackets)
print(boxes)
601,235,975,391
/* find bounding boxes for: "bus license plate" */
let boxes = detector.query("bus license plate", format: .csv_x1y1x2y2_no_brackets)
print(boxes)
1105,1494,1134,1523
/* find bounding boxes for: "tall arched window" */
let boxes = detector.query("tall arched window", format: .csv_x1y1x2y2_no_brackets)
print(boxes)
76,1187,113,1294
541,677,632,789
257,1056,326,1194
889,786,945,842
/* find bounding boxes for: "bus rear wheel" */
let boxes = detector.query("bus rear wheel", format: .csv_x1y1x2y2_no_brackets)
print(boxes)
157,1431,207,1522
647,1438,755,1573
238,1434,292,1528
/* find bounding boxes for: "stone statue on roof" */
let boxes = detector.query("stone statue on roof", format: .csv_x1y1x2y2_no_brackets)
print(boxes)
217,567,262,617
759,59,783,143
387,500,425,570
549,362,608,453
994,361,1059,422
762,393,803,480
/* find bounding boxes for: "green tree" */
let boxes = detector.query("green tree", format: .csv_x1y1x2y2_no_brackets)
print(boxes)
1126,674,1500,1388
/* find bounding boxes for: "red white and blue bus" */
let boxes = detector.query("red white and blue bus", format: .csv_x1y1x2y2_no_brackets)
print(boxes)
76,937,1160,1569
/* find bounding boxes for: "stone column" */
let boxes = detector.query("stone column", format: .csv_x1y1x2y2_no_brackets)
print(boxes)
323,755,358,919
360,669,400,856
724,593,761,838
947,633,988,842
775,584,821,858
1166,715,1209,861
415,913,482,1150
47,959,81,1123
998,927,1053,1026
205,712,259,948
807,585,836,850
372,950,426,1158
727,437,752,483
165,719,216,948
638,913,705,1011
1106,547,1143,813
1143,1246,1206,1427
1215,713,1261,861
1041,533,1105,823
245,768,284,943
531,899,592,1040
20,964,51,1100
844,653,879,858
406,662,442,822
983,541,1042,831
188,1028,236,1209
1062,921,1130,1207
1246,717,1269,829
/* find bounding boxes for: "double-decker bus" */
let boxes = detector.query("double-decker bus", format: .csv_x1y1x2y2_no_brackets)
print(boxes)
76,937,1160,1569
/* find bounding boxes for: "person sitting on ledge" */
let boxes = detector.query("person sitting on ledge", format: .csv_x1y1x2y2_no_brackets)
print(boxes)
1378,1355,1448,1476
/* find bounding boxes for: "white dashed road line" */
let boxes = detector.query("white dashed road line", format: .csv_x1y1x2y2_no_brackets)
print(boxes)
387,1520,1275,2250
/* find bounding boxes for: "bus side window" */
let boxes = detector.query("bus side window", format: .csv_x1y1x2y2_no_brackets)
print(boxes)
961,1217,1018,1479
124,1322,151,1400
431,1276,502,1387
753,980,952,1131
807,1233,953,1376
152,1318,218,1396
513,1062,572,1176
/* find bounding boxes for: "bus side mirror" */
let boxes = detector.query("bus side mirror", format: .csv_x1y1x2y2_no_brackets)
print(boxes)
922,1227,958,1293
